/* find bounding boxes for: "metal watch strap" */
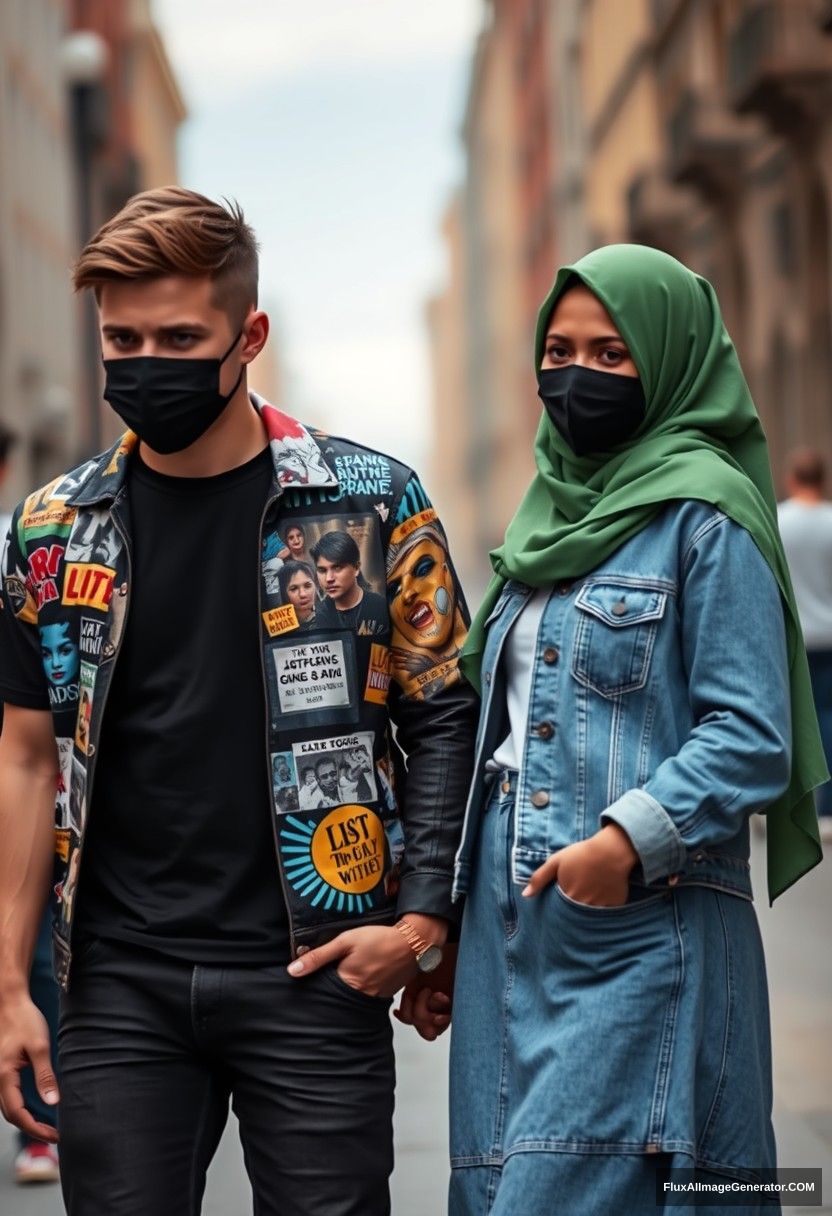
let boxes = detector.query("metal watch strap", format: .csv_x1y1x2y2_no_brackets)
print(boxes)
394,918,431,961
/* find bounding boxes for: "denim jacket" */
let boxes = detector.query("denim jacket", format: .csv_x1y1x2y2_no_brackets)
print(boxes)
453,500,791,903
0,396,477,989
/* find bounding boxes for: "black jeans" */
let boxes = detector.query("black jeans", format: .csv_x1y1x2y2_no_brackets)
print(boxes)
57,938,395,1216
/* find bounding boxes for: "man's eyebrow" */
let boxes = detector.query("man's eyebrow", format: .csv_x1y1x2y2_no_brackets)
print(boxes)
101,323,211,335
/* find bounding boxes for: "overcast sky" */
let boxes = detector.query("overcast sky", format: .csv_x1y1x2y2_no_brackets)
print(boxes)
153,0,482,475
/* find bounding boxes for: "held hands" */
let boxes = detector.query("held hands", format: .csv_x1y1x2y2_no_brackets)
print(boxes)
522,822,639,906
394,945,457,1041
286,914,448,1000
0,993,59,1142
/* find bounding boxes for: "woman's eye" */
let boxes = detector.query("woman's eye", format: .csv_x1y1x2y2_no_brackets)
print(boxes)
599,347,626,365
546,345,569,362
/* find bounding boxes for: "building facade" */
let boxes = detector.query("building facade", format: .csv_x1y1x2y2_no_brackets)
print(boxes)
430,0,832,578
0,0,82,507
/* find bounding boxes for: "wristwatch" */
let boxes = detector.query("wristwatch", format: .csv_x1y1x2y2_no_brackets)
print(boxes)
395,918,444,973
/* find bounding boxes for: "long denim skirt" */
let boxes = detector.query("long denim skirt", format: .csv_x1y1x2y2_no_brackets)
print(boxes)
449,778,779,1215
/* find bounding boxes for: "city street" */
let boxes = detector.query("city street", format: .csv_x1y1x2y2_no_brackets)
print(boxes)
1,836,829,1215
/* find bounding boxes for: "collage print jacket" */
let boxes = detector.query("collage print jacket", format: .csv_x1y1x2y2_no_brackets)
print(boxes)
1,395,478,989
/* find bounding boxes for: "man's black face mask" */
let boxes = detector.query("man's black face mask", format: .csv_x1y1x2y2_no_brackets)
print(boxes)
537,364,646,457
103,330,244,455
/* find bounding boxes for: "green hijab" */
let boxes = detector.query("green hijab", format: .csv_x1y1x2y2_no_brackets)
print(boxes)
460,243,824,902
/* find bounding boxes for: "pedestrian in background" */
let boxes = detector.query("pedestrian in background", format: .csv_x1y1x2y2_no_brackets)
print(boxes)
0,422,61,1186
778,448,832,843
401,244,825,1214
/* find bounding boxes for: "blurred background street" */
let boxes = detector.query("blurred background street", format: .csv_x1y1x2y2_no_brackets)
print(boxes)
2,0,832,1211
1,835,830,1214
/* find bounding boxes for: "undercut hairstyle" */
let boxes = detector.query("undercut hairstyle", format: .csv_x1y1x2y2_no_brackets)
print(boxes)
788,447,825,490
72,186,259,326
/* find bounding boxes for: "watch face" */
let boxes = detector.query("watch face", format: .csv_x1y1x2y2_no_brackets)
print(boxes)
417,944,443,974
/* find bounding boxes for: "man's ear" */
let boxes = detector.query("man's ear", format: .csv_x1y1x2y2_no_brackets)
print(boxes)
242,309,269,363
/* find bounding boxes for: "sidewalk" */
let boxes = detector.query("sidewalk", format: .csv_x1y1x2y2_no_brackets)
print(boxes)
1,836,828,1214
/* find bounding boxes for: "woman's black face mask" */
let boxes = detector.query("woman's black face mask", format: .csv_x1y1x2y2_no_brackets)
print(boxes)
103,330,244,455
537,364,646,457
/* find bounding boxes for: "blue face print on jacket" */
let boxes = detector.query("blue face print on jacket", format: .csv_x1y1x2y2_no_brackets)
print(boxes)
39,621,80,688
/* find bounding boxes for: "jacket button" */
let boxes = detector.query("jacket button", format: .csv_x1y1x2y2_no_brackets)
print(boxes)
501,780,511,795
557,582,572,596
535,722,555,740
612,599,628,616
485,671,492,685
531,790,550,808
296,945,310,956
542,647,559,665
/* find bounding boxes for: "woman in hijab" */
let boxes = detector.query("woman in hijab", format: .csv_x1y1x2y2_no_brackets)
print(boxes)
437,245,824,1214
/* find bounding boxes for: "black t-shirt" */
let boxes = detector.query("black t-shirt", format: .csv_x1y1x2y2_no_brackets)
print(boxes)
314,588,388,637
72,448,289,962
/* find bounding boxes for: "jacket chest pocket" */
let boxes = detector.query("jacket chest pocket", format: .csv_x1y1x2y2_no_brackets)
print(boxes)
571,581,669,698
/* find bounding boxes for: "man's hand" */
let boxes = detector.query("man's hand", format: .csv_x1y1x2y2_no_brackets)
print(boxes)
394,943,457,1041
287,915,449,998
287,925,418,997
522,823,639,907
0,992,59,1143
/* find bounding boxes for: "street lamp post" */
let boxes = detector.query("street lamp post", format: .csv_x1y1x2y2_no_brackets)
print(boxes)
60,30,109,459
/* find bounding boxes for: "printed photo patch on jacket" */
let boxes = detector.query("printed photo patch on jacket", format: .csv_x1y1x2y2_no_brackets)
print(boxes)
74,661,96,756
39,620,80,711
261,513,388,639
271,750,300,814
69,755,87,836
55,738,74,831
278,803,387,914
386,512,467,701
290,731,378,812
265,632,359,730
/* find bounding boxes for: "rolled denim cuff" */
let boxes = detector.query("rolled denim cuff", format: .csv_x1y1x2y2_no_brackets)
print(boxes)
600,788,687,885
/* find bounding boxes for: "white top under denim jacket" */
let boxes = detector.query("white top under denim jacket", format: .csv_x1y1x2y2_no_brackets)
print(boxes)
453,499,791,903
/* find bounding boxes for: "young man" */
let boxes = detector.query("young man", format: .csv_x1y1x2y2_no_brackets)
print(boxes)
311,529,388,636
0,187,477,1216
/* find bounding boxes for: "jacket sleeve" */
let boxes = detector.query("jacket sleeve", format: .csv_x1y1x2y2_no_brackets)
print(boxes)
386,474,479,923
600,514,792,884
0,507,51,709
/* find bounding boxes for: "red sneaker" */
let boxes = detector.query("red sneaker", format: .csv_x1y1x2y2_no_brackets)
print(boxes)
14,1140,60,1184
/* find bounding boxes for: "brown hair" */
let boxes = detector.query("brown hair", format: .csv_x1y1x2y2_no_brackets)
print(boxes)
72,186,259,324
788,447,826,490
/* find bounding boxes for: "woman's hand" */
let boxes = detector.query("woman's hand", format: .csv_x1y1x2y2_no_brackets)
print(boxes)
394,945,457,1041
522,823,639,907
